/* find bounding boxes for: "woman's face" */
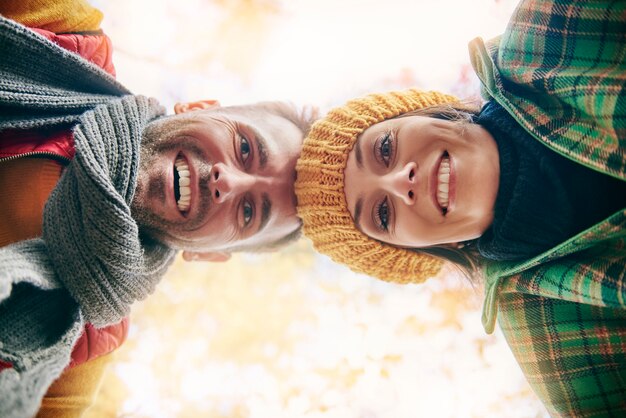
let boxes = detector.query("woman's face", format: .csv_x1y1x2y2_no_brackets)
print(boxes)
343,115,500,248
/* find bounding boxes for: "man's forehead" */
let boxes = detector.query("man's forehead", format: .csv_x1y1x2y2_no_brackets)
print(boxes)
220,107,303,152
220,102,308,133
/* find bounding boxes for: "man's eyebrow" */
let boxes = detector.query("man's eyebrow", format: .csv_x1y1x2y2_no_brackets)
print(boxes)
354,134,364,169
258,193,272,234
247,125,268,168
353,196,363,232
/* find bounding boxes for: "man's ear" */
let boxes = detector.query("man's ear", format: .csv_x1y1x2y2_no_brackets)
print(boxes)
174,100,221,114
182,251,231,262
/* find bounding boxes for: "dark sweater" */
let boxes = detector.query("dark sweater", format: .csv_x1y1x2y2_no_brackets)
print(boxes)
475,100,626,261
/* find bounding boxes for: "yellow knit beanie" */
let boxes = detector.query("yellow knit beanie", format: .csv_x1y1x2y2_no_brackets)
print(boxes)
295,89,460,284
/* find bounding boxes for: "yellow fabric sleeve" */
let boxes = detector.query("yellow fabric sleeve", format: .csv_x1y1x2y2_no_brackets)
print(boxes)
36,354,112,418
0,158,63,248
0,0,103,33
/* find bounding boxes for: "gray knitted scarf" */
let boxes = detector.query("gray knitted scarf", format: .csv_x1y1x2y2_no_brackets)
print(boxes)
0,16,176,418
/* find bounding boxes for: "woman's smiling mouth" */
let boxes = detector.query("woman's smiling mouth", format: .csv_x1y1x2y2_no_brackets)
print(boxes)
436,151,450,213
432,151,455,216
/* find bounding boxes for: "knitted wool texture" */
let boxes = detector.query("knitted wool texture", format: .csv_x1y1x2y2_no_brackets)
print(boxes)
0,97,175,418
0,15,131,130
295,89,459,283
0,15,175,326
0,16,175,418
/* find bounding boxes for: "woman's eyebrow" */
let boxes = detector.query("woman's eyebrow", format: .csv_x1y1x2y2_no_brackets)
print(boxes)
353,197,364,231
354,135,364,169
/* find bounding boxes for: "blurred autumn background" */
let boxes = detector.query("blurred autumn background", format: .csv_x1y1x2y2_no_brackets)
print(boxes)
87,0,548,417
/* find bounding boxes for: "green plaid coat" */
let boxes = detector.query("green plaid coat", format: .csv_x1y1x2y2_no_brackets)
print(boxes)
469,0,626,416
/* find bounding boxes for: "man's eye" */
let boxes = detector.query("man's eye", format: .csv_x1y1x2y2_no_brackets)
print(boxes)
376,131,394,166
243,200,253,226
375,197,390,231
239,135,251,163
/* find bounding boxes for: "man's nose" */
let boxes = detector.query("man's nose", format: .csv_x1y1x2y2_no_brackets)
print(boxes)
209,162,255,203
381,162,417,205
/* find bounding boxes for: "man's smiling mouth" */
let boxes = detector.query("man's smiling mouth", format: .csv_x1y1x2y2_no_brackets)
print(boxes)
174,154,191,213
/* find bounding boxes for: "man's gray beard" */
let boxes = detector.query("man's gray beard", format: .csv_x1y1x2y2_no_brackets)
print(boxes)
131,115,213,249
131,115,182,245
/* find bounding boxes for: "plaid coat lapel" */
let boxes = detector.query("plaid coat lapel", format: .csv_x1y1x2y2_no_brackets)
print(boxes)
482,209,626,334
469,0,626,180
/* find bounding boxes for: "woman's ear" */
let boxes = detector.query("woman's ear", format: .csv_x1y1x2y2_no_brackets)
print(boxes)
174,100,221,114
182,251,231,262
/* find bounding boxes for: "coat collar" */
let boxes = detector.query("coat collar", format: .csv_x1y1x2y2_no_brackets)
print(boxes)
482,209,626,334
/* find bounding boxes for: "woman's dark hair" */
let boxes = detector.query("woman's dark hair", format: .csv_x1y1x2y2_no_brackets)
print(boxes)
396,100,487,283
418,244,483,283
396,100,481,123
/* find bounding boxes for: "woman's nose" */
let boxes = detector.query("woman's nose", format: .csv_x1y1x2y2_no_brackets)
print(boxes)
383,162,417,205
209,162,253,203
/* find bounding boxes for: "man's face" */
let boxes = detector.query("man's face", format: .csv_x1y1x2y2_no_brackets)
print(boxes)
132,101,305,258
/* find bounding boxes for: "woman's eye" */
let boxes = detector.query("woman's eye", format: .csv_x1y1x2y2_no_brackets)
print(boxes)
243,200,253,226
240,135,251,163
376,131,394,166
375,197,390,231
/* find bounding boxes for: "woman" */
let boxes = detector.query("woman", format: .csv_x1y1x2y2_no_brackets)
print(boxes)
295,0,625,416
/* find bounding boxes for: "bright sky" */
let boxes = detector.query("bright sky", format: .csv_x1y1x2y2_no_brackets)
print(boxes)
96,0,517,109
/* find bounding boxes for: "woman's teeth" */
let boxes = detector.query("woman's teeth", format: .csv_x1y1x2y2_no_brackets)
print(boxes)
436,156,450,211
175,157,191,212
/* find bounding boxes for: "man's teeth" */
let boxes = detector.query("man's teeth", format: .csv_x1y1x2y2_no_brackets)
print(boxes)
437,156,450,210
175,157,191,212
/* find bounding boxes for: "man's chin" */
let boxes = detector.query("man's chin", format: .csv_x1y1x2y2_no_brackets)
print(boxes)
137,223,181,250
131,198,168,244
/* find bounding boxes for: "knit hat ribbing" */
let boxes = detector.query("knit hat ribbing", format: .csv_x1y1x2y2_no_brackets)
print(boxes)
295,89,459,284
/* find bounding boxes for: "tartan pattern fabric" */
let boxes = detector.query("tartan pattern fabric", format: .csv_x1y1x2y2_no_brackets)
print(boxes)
498,292,626,417
469,0,626,415
496,210,626,311
471,0,626,179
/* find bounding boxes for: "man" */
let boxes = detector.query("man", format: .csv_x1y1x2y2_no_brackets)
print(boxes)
0,1,314,417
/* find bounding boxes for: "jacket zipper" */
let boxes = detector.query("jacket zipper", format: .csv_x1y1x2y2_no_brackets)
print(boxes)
0,151,71,164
